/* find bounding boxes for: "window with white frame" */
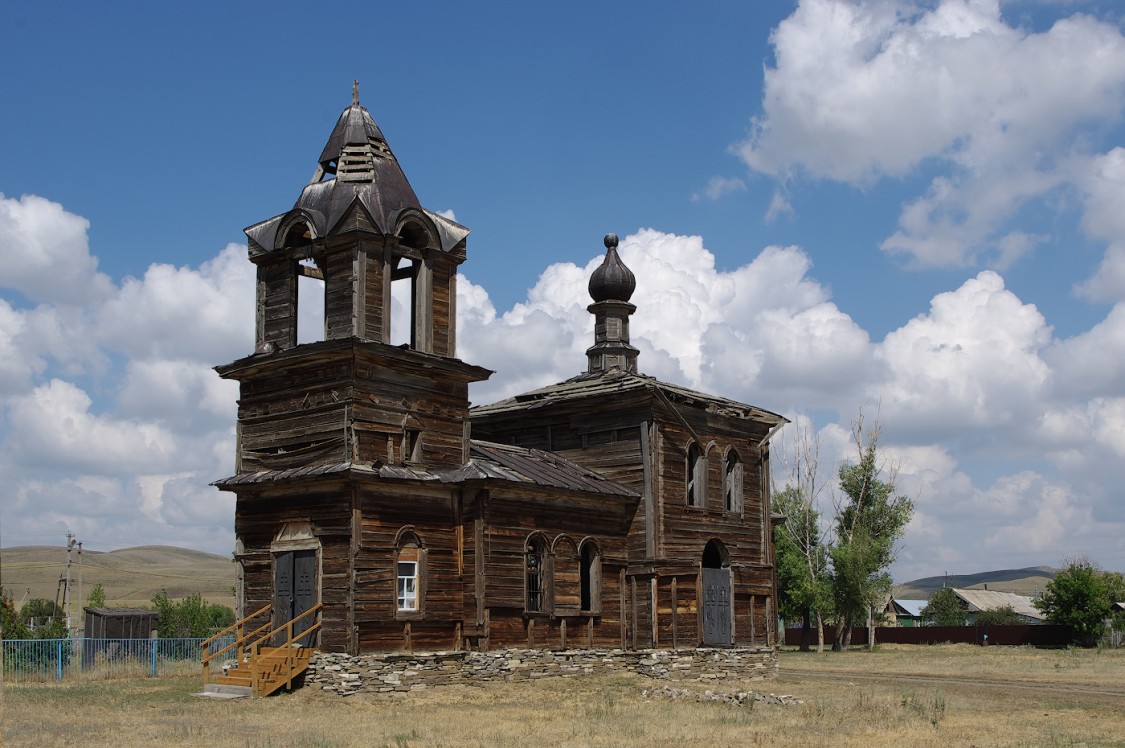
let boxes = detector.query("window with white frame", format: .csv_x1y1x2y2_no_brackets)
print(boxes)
397,560,418,611
395,531,425,617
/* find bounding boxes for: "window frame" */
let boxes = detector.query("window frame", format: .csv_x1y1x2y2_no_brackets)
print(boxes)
396,560,419,612
686,441,705,507
394,528,426,620
723,447,743,515
578,539,602,615
525,534,550,614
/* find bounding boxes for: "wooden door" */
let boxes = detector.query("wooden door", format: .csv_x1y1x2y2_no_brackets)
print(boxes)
274,549,317,645
701,567,732,646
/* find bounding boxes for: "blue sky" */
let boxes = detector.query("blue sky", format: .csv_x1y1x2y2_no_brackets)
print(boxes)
2,0,1124,582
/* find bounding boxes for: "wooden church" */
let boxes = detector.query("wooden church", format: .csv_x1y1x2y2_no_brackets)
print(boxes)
214,87,786,656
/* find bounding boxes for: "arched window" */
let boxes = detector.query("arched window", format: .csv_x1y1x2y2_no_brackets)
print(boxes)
579,540,602,614
686,442,705,507
395,529,426,617
553,535,580,615
724,449,743,513
390,219,434,351
525,535,548,613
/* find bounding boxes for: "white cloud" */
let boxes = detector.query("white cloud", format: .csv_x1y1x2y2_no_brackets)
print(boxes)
0,194,114,304
97,243,255,363
1076,148,1125,302
874,270,1052,436
692,176,747,202
739,1,1125,269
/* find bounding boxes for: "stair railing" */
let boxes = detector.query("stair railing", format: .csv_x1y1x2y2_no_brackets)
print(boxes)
246,603,323,695
199,603,272,686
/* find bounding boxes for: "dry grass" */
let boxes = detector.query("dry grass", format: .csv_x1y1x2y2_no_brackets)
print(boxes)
2,645,1123,747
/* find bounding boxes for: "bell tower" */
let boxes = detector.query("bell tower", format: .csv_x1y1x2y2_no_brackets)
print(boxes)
218,85,491,473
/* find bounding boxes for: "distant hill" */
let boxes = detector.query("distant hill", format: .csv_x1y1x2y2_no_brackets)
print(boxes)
894,566,1058,600
0,545,237,612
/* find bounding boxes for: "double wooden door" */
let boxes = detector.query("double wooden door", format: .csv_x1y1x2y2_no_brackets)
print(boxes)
274,549,317,644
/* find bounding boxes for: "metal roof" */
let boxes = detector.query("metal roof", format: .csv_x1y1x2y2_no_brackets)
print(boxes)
951,588,1043,620
890,599,928,618
213,440,637,499
471,367,785,427
458,441,638,497
244,93,469,254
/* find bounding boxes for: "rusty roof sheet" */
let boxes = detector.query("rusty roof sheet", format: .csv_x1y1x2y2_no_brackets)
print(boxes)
212,440,636,498
471,367,784,426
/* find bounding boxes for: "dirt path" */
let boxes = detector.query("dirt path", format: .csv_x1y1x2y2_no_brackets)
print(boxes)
780,668,1125,705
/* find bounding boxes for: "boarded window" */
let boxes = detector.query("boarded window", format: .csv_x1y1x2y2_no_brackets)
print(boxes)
553,536,580,615
580,542,602,614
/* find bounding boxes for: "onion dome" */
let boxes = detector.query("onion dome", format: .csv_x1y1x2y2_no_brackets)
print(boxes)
588,233,636,303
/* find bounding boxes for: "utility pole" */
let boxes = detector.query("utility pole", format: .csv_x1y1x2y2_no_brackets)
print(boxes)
65,533,76,634
77,541,83,635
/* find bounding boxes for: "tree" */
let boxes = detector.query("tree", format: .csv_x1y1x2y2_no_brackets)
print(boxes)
16,599,67,639
773,487,831,651
86,583,106,608
1034,558,1111,647
773,416,832,652
152,591,236,638
973,605,1021,627
1102,571,1125,631
2,589,31,639
921,587,968,626
830,413,914,650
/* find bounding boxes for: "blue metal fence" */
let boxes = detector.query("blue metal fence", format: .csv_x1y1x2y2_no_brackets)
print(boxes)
1,636,236,682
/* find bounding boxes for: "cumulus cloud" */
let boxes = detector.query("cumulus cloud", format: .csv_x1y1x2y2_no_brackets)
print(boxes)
1076,147,1125,302
0,194,114,304
875,271,1052,436
738,1,1125,269
0,203,248,554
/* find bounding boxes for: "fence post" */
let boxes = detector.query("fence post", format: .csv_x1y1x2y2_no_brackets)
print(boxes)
151,639,158,677
56,639,63,681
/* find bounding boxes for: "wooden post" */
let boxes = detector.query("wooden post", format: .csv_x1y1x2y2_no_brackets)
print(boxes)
483,609,491,652
671,577,678,650
651,577,658,648
560,618,567,649
619,568,627,649
587,616,594,648
454,621,462,652
527,617,535,648
404,622,412,653
630,577,638,650
750,596,757,645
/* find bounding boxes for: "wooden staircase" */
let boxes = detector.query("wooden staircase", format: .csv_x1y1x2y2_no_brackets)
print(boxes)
201,603,322,697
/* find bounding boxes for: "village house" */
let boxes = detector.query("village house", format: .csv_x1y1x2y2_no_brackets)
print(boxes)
213,88,786,659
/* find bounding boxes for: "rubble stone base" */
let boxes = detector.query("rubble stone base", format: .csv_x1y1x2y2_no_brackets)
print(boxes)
307,647,777,696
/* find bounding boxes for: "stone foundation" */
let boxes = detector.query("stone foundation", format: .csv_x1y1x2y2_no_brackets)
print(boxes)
307,647,777,696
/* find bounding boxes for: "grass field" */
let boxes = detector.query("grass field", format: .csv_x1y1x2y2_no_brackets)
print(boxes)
2,644,1123,747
